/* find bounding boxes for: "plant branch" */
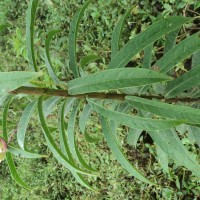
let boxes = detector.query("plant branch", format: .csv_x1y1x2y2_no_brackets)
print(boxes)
9,86,200,103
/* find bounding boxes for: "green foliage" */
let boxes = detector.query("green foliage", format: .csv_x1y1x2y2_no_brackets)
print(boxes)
0,0,200,198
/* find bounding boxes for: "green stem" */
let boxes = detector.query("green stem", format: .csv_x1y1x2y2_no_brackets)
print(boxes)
9,86,200,103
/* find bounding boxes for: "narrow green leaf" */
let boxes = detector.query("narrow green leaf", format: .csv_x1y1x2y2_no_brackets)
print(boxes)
64,98,76,116
126,96,200,124
163,28,180,54
88,99,183,131
192,50,200,68
79,104,92,134
143,44,153,69
111,7,132,58
17,99,37,150
0,71,43,94
8,145,47,158
100,116,153,184
58,100,96,191
26,0,39,72
156,145,169,174
67,100,97,172
108,17,191,69
68,68,172,95
149,129,200,177
3,97,30,190
69,0,92,78
188,125,200,148
0,24,10,32
165,64,200,98
43,96,61,117
156,32,200,73
44,30,61,84
79,104,101,143
37,96,90,175
58,100,73,159
6,152,31,190
0,95,10,107
80,54,101,68
126,129,142,148
0,138,7,162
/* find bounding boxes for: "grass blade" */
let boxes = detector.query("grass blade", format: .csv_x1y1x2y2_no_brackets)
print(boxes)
111,7,132,58
37,96,90,175
44,30,61,84
26,0,39,72
17,99,37,150
69,0,92,78
68,68,172,95
126,96,200,124
149,129,200,177
100,116,153,184
165,64,200,97
156,32,200,73
0,24,10,32
3,97,31,190
108,17,191,69
88,99,184,131
8,145,47,158
67,100,97,172
0,71,43,95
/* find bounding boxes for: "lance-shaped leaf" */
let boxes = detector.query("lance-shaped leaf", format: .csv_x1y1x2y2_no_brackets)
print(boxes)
143,44,153,69
126,128,142,148
156,145,169,174
79,104,92,134
100,116,153,184
188,125,200,148
0,24,10,32
165,64,200,98
111,7,133,58
88,99,183,131
79,104,101,143
58,100,95,190
126,96,200,124
108,17,191,69
192,50,200,68
43,96,61,117
17,99,37,150
149,129,200,177
69,0,92,78
44,30,61,84
67,100,97,172
80,54,101,68
26,0,39,72
163,28,180,54
37,96,91,175
8,145,47,159
156,32,200,73
68,68,172,95
0,71,42,95
2,97,31,189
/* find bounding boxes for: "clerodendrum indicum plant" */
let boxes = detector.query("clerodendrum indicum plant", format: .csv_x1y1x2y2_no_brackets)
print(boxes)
0,0,200,190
